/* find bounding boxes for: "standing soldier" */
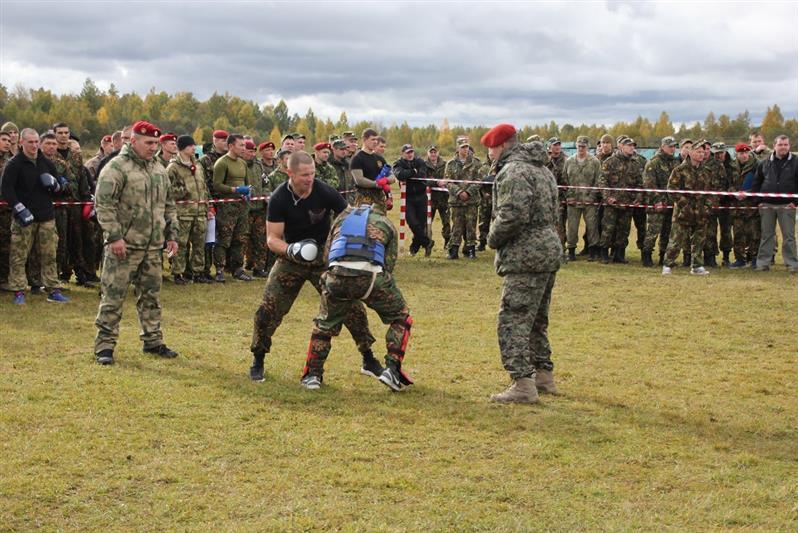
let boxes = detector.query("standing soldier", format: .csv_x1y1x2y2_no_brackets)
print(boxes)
728,143,759,268
167,135,211,285
280,134,295,153
199,130,229,281
598,137,643,264
641,136,679,267
291,133,307,153
329,139,355,203
258,141,278,175
444,139,481,260
477,155,494,252
243,139,269,278
749,132,772,161
546,137,568,255
93,120,179,365
84,135,113,182
313,142,339,188
661,140,712,276
481,124,562,404
0,130,14,289
266,149,291,191
156,134,178,168
703,143,733,267
424,145,450,249
563,136,602,262
631,145,649,253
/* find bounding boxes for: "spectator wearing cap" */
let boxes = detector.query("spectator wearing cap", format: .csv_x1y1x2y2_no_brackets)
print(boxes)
703,142,734,267
677,138,693,163
630,142,649,254
728,143,760,268
166,135,212,285
1,121,20,154
342,131,358,157
280,134,295,153
444,138,482,260
393,144,432,256
0,130,14,288
93,120,180,364
198,129,229,280
266,148,292,191
241,139,270,278
258,141,277,175
640,136,679,267
546,137,568,255
597,137,644,264
751,134,798,272
313,142,338,189
329,138,355,203
424,145,450,248
563,136,602,262
156,133,178,167
291,133,306,153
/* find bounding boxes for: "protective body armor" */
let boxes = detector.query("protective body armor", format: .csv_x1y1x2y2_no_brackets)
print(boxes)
328,206,385,266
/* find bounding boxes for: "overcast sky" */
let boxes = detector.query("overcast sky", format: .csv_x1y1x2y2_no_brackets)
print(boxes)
1,1,796,127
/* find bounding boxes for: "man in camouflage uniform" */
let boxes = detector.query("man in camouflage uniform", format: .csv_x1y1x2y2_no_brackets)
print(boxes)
703,142,733,267
750,132,772,161
155,134,178,168
662,140,712,275
598,137,643,264
444,139,481,259
641,136,679,267
167,135,210,285
243,139,270,278
266,149,291,191
93,120,179,365
728,143,760,268
564,136,602,261
300,186,414,391
582,133,614,254
84,135,114,182
330,139,355,203
631,145,648,253
477,155,495,251
0,130,14,288
546,137,568,254
258,141,278,175
424,145,450,249
313,142,339,189
481,124,561,404
198,129,229,280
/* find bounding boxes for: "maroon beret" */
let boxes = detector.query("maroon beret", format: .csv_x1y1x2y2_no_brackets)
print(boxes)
132,120,161,138
244,140,256,150
314,142,331,151
101,135,112,143
480,123,517,148
213,129,229,139
159,133,176,143
258,141,275,151
735,143,752,152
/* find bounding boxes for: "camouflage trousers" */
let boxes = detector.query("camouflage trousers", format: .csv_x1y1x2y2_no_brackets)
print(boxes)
600,206,632,249
497,271,556,379
704,211,732,255
557,202,567,247
54,205,88,280
246,211,272,272
478,187,492,243
449,205,478,248
642,208,673,254
566,204,599,249
430,191,450,244
7,219,60,291
732,212,759,261
0,207,10,285
305,267,410,377
173,216,207,276
214,202,249,271
95,248,166,353
664,221,707,268
251,257,375,356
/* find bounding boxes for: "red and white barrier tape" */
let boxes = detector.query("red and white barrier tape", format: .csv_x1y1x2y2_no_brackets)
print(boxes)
399,181,406,253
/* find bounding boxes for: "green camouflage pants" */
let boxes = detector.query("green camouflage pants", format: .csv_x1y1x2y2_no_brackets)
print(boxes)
449,205,478,248
704,211,732,255
566,204,599,249
246,211,271,271
173,216,207,276
0,207,10,285
214,202,249,271
95,248,166,353
251,257,375,356
305,267,410,377
478,187,492,243
664,221,707,268
600,206,632,249
732,214,758,261
497,271,556,379
7,219,60,291
642,208,672,254
431,191,450,244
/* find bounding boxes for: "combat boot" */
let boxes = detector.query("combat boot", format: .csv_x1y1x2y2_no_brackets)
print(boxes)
613,247,628,264
704,252,717,268
600,247,610,264
722,250,731,267
587,246,598,262
447,246,459,260
682,252,691,268
477,238,486,252
567,248,576,262
535,370,558,394
641,251,654,267
658,250,666,266
490,377,539,404
465,246,477,260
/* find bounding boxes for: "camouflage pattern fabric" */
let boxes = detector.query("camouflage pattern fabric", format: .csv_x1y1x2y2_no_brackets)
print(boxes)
598,151,643,250
664,222,707,268
449,206,478,248
314,160,339,189
213,201,249,271
266,169,289,191
329,157,355,204
642,211,672,256
6,219,60,291
425,156,449,244
663,158,712,268
563,154,602,249
0,207,10,286
445,154,481,249
247,212,271,272
478,160,494,245
173,216,207,276
729,156,760,260
546,153,568,246
642,149,678,254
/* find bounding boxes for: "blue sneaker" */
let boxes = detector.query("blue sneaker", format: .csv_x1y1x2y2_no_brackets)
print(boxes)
47,289,69,303
12,291,25,305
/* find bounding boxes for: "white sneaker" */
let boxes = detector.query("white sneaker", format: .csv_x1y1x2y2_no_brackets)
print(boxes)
661,266,672,275
690,266,710,276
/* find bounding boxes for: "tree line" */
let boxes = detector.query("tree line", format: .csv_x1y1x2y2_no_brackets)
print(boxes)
1,78,794,152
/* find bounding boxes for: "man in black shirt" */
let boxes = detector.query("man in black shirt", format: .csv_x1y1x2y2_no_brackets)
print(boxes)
249,151,377,382
349,128,394,208
393,144,432,256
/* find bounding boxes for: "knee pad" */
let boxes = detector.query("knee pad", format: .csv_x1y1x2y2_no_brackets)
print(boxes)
303,332,332,377
389,314,412,359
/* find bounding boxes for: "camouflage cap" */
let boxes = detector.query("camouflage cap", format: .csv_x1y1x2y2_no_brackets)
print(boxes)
428,145,438,152
342,131,356,140
576,135,590,146
1,121,19,134
600,134,614,144
456,138,471,148
620,137,636,146
526,134,542,142
616,135,628,145
276,148,292,159
547,136,561,146
710,142,726,153
692,139,710,149
328,134,341,142
291,132,306,140
679,138,694,148
332,139,348,150
661,136,677,147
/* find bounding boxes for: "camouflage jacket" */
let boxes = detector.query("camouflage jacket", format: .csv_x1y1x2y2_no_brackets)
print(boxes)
325,204,398,274
488,142,562,275
167,155,209,219
330,156,353,197
546,153,568,201
199,148,225,199
563,154,602,203
598,152,643,206
729,156,760,215
84,150,104,181
95,144,177,249
51,147,87,201
247,159,267,213
314,159,339,190
424,157,446,181
643,150,678,205
267,168,289,191
260,158,279,175
444,154,481,206
667,158,712,226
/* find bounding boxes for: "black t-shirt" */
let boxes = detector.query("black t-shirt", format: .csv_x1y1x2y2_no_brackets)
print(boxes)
349,150,387,181
267,178,347,244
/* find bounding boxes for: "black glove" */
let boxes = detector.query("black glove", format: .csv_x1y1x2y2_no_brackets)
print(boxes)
286,239,319,263
12,203,34,226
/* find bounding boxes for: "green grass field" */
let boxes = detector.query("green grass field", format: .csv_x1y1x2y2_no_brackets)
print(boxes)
2,222,797,530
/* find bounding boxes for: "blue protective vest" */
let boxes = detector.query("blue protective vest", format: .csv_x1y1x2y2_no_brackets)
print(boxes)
328,206,386,266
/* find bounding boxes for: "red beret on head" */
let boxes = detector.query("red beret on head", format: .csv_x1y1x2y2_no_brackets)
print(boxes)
212,129,229,139
314,142,331,151
258,141,275,151
101,135,112,142
132,120,161,138
480,123,517,148
244,140,256,150
735,143,751,152
159,133,176,143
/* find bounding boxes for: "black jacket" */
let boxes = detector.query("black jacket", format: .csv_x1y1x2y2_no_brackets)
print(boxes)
1,150,57,222
753,152,798,205
392,156,428,197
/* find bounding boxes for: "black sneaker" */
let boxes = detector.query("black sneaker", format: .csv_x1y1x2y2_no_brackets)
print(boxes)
96,349,115,365
194,273,213,284
300,374,322,390
143,344,178,358
233,269,253,282
360,356,384,379
252,268,268,278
